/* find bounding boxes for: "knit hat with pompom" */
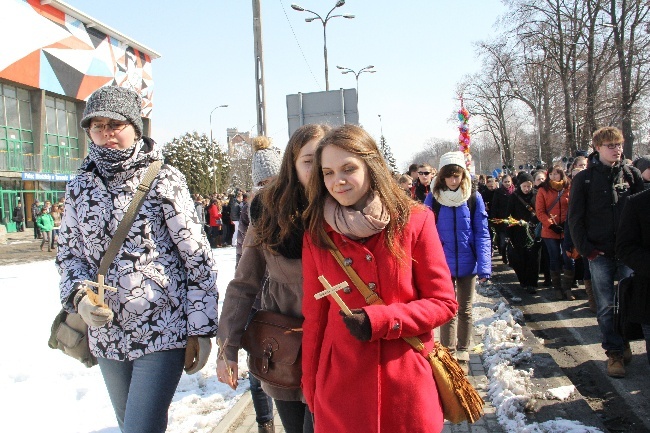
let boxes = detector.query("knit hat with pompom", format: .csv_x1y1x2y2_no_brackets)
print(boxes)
251,136,282,186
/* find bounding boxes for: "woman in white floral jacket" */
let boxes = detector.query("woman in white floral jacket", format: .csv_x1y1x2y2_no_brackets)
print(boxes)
56,86,218,433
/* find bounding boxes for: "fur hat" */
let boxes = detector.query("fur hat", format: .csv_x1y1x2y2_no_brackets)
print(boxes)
633,155,650,173
251,136,281,186
80,86,143,138
517,172,534,184
439,151,467,170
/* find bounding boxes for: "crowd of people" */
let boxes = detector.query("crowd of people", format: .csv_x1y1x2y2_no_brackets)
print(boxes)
53,85,650,433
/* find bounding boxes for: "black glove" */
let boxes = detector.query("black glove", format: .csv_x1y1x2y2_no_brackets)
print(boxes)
549,223,564,234
340,309,371,342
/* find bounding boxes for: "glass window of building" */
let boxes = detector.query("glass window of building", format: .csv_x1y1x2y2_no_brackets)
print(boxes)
0,83,33,171
44,94,80,173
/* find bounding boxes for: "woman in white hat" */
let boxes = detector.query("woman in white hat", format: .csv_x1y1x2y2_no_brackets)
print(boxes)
424,151,491,362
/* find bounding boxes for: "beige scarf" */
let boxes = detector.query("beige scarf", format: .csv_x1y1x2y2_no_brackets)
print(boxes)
433,176,472,208
324,193,390,240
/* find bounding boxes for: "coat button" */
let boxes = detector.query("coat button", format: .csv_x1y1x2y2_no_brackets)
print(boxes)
365,254,372,262
368,282,376,290
343,258,353,266
392,323,400,330
343,285,352,294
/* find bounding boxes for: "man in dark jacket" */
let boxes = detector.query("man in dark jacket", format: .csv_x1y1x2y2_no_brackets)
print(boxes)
616,188,650,365
568,126,644,378
31,200,41,239
230,191,243,247
12,202,25,232
413,163,433,202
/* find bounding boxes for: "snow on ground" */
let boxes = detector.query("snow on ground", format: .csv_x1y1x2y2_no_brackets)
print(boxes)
1,248,248,433
1,252,603,433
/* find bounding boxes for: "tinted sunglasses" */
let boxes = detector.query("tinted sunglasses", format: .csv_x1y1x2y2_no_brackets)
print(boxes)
418,171,431,175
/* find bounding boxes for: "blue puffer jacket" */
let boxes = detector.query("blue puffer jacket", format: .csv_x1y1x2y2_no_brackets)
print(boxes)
424,192,491,279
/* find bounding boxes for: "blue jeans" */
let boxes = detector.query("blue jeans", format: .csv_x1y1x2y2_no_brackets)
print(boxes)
588,256,633,354
543,238,574,272
249,374,274,424
274,400,314,433
97,349,185,433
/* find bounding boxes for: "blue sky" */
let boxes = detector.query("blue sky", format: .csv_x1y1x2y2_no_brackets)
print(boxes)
65,0,506,170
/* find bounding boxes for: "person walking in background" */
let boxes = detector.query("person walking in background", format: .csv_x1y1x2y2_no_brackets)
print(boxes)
506,172,540,294
194,194,206,231
230,190,243,246
207,199,222,248
536,165,574,300
217,125,331,433
49,204,62,250
413,163,434,202
302,125,457,433
12,201,25,232
397,174,413,196
36,206,54,252
424,151,491,362
235,192,250,268
56,86,218,432
31,199,41,239
221,196,233,247
569,126,644,378
616,188,650,365
489,174,515,264
633,155,650,190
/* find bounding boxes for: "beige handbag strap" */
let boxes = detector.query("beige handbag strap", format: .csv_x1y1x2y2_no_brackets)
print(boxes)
328,247,427,354
98,160,163,276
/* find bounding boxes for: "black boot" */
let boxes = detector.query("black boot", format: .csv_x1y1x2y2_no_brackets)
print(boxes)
258,420,275,433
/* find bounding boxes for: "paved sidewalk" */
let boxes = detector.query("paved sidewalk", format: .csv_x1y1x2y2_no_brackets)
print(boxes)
210,352,502,433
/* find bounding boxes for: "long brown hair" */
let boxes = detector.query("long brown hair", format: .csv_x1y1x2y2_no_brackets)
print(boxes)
254,124,331,252
304,124,415,260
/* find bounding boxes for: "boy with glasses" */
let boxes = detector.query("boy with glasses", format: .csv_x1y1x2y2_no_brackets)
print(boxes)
568,126,643,378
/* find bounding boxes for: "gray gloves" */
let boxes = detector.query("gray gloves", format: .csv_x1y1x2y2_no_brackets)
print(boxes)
184,336,212,374
74,289,114,327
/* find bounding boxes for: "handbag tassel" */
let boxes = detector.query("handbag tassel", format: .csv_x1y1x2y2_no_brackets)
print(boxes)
429,343,484,423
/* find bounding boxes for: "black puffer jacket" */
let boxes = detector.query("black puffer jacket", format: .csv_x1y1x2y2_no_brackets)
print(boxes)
568,152,643,257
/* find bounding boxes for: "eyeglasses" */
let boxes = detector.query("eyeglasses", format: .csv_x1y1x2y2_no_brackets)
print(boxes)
603,142,623,150
88,122,129,133
418,171,431,176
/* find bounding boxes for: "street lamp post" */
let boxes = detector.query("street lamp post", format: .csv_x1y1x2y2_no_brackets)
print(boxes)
291,1,354,91
336,65,375,101
209,104,228,193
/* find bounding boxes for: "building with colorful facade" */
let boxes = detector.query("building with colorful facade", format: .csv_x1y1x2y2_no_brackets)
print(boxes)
0,0,160,232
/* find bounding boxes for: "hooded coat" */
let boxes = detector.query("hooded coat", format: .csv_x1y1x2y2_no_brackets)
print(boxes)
56,138,219,361
302,208,457,433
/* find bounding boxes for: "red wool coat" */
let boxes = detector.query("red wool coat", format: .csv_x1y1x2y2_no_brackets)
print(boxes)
302,208,458,433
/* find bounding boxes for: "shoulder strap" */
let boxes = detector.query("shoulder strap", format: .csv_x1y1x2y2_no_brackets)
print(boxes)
328,247,427,353
546,189,564,214
98,161,163,277
514,193,535,216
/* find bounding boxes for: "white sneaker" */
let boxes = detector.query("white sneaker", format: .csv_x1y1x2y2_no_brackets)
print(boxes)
456,350,470,362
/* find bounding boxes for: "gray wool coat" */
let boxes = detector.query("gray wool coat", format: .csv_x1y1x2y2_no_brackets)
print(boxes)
217,223,304,401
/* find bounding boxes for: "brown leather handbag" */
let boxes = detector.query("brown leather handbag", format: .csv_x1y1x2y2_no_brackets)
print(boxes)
240,310,303,389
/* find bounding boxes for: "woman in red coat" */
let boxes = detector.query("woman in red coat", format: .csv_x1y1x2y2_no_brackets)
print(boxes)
207,199,222,248
302,125,458,433
535,165,574,299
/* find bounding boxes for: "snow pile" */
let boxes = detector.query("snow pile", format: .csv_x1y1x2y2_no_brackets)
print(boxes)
474,298,603,433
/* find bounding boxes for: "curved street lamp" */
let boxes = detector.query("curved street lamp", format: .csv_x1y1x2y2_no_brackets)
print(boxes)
209,104,228,193
291,1,354,91
336,65,375,101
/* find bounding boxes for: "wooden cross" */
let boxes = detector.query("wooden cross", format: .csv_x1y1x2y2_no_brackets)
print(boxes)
216,338,235,383
82,274,117,308
316,275,353,316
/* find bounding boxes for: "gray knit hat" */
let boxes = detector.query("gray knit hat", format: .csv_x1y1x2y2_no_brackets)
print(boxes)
80,86,144,138
251,136,282,186
633,155,650,173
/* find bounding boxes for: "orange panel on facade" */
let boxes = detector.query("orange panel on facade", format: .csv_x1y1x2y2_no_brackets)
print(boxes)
0,50,40,88
77,75,114,100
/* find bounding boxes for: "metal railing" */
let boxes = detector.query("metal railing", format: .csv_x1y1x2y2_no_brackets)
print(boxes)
0,152,81,174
